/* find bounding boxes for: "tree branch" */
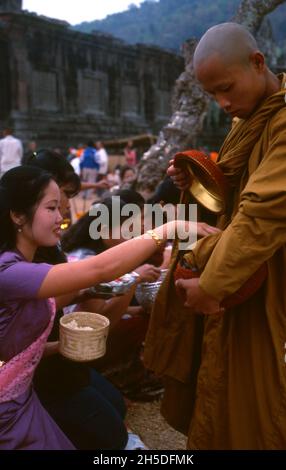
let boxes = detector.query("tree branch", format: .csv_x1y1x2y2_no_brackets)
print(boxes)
233,0,285,34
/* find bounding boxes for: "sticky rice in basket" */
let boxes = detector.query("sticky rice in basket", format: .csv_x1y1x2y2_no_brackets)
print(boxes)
59,312,110,362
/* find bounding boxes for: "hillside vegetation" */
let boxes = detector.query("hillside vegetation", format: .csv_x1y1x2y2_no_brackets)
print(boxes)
73,0,286,52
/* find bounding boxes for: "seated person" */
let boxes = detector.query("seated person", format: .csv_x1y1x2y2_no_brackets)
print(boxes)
61,194,161,380
120,165,137,191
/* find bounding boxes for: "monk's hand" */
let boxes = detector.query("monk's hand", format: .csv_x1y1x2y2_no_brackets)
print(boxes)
167,159,191,191
176,277,224,315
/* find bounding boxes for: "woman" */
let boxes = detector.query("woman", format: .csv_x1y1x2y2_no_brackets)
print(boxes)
124,140,137,167
119,165,137,191
0,166,218,450
0,167,74,450
27,151,129,450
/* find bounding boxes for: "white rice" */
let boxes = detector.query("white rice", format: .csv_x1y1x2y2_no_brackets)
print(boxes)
66,319,94,331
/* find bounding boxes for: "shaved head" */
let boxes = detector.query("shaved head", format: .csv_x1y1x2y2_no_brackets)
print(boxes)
194,23,259,70
192,23,279,119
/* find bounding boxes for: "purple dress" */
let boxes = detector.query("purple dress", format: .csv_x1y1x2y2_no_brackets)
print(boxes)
0,251,75,450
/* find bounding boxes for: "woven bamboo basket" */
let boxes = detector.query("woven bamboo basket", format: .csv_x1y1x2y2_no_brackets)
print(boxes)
59,312,110,362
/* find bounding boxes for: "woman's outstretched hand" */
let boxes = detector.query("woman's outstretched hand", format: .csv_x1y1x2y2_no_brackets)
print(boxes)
197,222,221,237
154,220,220,243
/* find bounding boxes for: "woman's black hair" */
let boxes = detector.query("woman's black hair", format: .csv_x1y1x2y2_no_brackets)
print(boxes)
61,196,129,254
25,149,80,197
0,166,53,251
148,176,181,205
114,189,145,208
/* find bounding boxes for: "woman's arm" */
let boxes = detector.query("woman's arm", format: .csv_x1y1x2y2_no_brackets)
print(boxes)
77,285,137,329
55,291,80,310
73,265,160,327
38,226,167,299
55,288,106,310
38,221,218,299
43,341,59,357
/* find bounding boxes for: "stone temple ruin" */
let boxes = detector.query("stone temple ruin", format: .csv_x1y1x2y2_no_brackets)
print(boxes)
0,0,184,148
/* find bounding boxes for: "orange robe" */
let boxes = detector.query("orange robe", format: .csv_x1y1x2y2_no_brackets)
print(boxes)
144,74,286,449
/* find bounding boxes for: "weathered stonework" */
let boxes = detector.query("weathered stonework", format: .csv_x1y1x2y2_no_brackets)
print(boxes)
0,0,22,12
0,1,183,148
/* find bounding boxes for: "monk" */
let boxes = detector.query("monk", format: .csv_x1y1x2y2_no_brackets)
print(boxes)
144,22,286,449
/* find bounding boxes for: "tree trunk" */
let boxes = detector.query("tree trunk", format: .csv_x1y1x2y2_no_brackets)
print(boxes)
137,0,285,194
232,0,285,33
137,38,210,194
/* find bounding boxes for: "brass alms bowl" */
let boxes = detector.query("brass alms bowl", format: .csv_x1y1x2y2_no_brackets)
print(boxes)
174,150,229,214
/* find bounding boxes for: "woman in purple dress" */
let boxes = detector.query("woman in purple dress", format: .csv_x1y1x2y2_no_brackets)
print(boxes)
0,166,218,450
0,167,74,449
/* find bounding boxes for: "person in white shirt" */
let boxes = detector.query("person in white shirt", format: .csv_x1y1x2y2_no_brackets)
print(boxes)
0,127,23,177
96,141,109,176
95,141,109,196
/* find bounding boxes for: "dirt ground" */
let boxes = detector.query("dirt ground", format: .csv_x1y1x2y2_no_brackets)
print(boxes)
126,399,186,450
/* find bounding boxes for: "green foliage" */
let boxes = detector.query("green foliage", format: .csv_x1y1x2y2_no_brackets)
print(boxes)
73,0,286,51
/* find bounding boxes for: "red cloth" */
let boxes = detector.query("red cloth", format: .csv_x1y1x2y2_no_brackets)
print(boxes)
173,262,267,309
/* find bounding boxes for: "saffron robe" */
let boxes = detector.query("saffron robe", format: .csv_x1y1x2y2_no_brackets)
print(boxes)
144,75,286,449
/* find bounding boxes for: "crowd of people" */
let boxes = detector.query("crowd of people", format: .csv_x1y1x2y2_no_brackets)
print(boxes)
1,22,286,451
0,141,207,450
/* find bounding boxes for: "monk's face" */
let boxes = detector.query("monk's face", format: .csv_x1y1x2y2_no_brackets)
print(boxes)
195,53,266,119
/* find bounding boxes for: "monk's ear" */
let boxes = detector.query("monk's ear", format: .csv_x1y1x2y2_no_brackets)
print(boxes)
250,51,265,71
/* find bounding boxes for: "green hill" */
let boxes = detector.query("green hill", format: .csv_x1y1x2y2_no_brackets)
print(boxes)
73,0,286,52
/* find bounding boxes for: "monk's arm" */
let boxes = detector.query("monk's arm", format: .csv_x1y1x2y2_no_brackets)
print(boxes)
199,110,286,300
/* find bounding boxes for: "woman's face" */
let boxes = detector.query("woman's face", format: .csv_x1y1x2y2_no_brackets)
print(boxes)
122,169,136,183
21,180,63,248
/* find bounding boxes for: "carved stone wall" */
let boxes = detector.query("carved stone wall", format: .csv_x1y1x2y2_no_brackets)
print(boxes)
0,0,22,12
0,7,183,149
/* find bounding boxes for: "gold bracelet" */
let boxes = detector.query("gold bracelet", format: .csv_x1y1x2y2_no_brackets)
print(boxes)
146,229,163,248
